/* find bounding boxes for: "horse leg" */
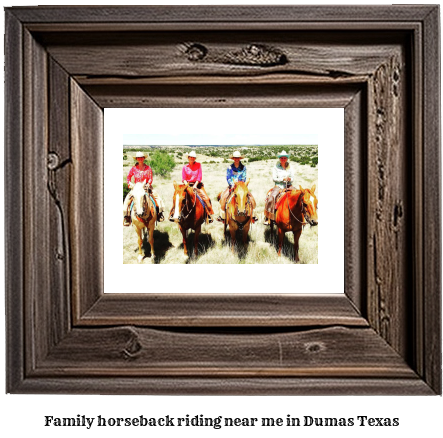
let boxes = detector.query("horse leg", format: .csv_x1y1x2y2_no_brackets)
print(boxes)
179,225,188,256
148,224,155,259
243,222,250,246
277,228,284,257
230,225,236,253
135,226,144,263
194,225,201,256
293,228,302,263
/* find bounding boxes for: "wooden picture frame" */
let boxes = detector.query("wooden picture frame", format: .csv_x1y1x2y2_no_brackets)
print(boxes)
5,5,441,394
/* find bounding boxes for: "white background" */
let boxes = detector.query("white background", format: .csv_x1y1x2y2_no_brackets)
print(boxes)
105,108,343,293
1,1,442,437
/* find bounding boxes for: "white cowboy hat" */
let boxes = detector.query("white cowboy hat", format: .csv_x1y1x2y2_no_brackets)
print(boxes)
135,151,147,158
277,150,290,158
230,150,245,159
188,151,197,158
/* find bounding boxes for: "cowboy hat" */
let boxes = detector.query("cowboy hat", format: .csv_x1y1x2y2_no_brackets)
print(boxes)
277,150,290,158
230,150,244,159
188,150,197,158
135,151,147,158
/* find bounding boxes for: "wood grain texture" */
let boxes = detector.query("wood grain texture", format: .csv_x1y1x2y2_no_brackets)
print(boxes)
412,18,425,382
5,10,24,393
83,82,361,109
23,29,50,372
37,326,415,378
47,58,72,347
366,50,409,358
4,5,441,394
79,294,367,327
70,80,104,320
13,376,434,396
40,31,402,80
344,90,366,314
8,5,436,23
422,6,441,394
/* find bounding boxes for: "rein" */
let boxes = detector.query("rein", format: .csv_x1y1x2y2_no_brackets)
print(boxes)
134,193,153,226
286,191,308,226
229,191,252,230
179,187,197,221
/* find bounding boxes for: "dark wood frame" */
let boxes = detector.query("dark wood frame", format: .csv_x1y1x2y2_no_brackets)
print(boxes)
5,6,441,394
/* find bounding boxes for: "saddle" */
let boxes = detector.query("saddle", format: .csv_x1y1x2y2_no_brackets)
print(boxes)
226,192,235,208
218,187,233,210
194,191,206,210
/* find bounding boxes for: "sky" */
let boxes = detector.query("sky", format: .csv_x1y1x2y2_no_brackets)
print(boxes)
123,133,318,146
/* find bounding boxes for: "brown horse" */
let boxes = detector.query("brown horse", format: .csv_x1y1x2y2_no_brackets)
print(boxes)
272,184,318,262
171,181,205,256
130,182,157,263
225,180,253,252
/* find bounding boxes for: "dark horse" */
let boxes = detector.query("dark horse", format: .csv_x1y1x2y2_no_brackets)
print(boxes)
272,184,318,262
170,181,205,256
225,180,253,252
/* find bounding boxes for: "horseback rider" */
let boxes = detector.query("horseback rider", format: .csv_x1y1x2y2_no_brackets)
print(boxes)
217,150,257,222
263,150,294,225
123,151,165,225
169,150,214,223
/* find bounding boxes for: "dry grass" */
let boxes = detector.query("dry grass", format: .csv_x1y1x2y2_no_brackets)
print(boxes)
123,152,318,264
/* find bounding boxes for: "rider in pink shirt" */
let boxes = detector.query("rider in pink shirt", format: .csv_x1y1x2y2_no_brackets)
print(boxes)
123,152,165,225
182,161,202,183
127,163,153,186
169,150,214,223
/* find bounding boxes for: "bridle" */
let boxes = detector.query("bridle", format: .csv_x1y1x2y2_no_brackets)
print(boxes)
178,187,197,221
134,192,153,225
229,188,252,230
286,190,309,226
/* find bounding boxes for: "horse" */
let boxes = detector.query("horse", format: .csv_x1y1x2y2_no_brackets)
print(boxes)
130,182,157,262
225,180,253,252
272,184,318,262
170,181,205,256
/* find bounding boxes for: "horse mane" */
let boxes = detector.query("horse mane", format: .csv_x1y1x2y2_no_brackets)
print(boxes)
185,184,195,197
230,181,248,203
134,183,151,207
131,183,153,222
177,184,195,201
132,181,146,196
276,188,304,211
232,180,249,194
173,184,196,209
227,181,251,218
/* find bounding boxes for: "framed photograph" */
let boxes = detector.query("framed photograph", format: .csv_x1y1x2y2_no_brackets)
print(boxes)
5,5,441,394
117,121,321,266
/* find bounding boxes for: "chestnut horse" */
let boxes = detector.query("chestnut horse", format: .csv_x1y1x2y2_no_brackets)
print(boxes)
225,180,253,252
272,184,318,262
130,182,157,262
171,181,205,256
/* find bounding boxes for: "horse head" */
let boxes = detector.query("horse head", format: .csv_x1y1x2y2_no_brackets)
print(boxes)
299,184,318,226
132,182,148,217
233,179,250,217
172,181,192,221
